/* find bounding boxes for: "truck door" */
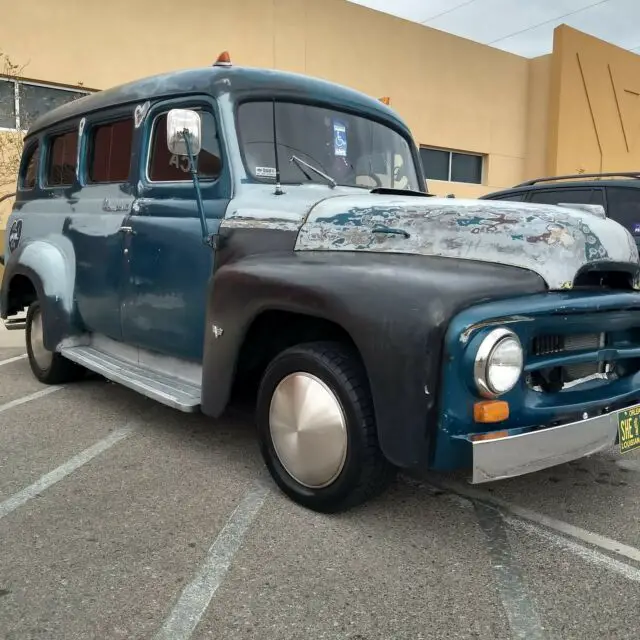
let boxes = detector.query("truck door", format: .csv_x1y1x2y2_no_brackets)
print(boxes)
120,97,230,362
68,115,135,340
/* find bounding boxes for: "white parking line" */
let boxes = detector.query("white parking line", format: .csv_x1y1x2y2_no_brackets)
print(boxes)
506,516,640,583
0,386,63,415
154,483,269,640
423,477,640,585
474,503,546,639
431,478,640,565
0,424,134,520
0,354,27,367
616,458,640,472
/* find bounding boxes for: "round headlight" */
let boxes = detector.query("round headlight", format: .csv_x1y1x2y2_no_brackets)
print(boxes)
474,328,523,397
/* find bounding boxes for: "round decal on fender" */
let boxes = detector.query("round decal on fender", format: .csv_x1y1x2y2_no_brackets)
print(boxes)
8,219,22,253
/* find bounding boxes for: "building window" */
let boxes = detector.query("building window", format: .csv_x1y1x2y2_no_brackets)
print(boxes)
87,118,134,184
148,111,222,182
420,147,483,184
0,79,16,129
46,130,78,187
0,78,89,131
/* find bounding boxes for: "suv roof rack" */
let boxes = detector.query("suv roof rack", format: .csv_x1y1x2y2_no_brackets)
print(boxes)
514,172,640,187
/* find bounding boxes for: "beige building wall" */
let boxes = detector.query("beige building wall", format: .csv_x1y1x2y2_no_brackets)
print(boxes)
1,0,532,202
547,25,640,176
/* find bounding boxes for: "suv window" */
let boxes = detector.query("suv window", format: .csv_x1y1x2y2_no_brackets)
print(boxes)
148,111,222,182
21,142,40,190
489,192,526,202
46,130,78,186
605,187,640,235
88,118,134,184
528,188,603,206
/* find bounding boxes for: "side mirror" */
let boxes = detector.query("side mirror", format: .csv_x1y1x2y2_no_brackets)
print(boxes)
167,109,202,156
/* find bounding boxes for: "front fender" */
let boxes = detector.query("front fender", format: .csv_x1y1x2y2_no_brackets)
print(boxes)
1,238,78,350
200,251,546,469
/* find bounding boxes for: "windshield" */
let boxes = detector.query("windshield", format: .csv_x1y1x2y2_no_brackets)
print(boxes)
237,101,421,191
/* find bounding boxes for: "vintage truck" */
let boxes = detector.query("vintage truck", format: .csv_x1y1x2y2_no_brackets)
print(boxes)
2,54,640,512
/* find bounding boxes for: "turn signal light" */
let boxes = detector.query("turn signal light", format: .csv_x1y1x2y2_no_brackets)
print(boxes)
214,51,232,67
473,400,509,424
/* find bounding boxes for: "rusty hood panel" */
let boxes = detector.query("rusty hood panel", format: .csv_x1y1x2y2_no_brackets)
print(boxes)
294,195,640,290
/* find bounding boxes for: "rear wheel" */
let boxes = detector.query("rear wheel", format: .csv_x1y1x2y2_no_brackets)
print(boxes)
256,341,396,512
25,301,84,384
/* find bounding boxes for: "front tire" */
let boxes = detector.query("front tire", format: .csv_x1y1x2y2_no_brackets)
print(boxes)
256,341,396,512
25,301,84,384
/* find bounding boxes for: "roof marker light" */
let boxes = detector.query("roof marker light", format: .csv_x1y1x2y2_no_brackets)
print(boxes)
379,96,391,105
214,51,232,67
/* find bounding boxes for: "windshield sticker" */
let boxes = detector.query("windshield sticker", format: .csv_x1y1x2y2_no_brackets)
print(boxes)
255,166,277,178
333,121,347,157
633,223,640,234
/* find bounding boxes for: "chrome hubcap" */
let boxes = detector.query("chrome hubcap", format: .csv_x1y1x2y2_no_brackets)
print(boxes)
30,308,53,371
269,372,348,488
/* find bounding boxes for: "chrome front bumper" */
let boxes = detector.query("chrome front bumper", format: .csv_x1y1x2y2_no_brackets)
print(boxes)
472,410,620,483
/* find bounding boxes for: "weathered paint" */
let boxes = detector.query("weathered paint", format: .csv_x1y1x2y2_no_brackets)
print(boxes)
295,195,639,290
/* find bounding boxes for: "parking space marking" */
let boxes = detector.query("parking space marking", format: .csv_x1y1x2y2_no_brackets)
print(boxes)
506,516,640,583
0,424,134,520
154,483,269,640
616,458,640,472
0,354,27,367
432,479,640,565
474,503,546,640
0,386,63,414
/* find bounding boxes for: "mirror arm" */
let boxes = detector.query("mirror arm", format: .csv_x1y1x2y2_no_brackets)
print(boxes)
182,129,214,247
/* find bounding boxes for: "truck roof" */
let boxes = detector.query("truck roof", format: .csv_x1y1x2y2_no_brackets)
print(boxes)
26,65,410,138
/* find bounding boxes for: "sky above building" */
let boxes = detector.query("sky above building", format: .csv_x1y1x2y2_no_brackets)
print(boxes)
347,0,640,58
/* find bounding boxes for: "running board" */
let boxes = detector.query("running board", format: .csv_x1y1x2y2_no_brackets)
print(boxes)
60,345,201,412
3,318,26,331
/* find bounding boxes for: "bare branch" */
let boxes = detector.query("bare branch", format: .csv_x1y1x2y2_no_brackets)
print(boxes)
0,51,26,205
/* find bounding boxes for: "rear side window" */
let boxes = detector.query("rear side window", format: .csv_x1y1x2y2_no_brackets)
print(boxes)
148,111,222,182
486,192,527,202
605,187,640,235
528,188,601,206
88,118,134,183
46,130,78,186
21,142,40,190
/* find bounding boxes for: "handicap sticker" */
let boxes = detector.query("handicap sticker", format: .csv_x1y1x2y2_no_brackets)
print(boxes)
633,223,640,235
333,121,347,157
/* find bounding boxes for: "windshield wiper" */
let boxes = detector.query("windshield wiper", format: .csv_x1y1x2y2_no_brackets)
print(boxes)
290,155,337,189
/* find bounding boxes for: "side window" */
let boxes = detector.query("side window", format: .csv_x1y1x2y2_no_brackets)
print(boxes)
20,142,40,190
46,130,78,186
88,118,134,184
605,187,640,235
487,192,526,202
148,111,222,182
528,188,594,205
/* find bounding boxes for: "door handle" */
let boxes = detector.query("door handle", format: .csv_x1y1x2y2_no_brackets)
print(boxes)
118,226,135,234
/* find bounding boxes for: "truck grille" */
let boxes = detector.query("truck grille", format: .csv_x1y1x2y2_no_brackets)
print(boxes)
531,332,604,390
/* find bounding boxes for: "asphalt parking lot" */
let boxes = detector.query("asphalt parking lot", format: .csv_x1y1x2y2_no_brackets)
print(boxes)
1,330,640,640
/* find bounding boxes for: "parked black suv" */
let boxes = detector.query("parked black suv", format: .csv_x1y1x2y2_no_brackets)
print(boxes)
481,172,640,239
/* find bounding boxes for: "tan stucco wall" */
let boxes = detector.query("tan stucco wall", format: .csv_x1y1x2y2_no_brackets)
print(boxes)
2,2,640,213
548,25,640,176
1,0,532,198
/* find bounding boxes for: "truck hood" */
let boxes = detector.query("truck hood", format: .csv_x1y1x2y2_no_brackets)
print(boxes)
294,195,640,290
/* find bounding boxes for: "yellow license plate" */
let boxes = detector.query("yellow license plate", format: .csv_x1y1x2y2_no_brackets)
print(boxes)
617,405,640,454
